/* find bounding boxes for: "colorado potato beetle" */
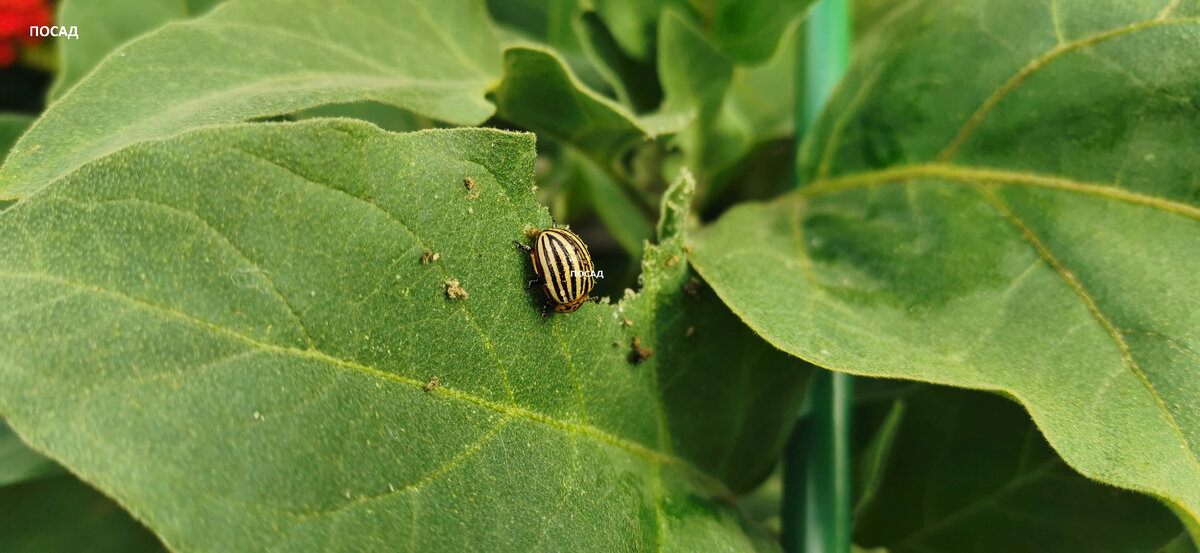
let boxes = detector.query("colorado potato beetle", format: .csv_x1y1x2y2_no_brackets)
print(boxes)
514,227,597,315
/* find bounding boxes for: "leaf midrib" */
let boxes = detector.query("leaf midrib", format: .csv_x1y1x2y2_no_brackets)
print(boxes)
228,146,518,403
792,7,1200,514
974,187,1200,506
85,195,318,350
792,159,1200,500
814,14,1200,181
790,163,1200,520
0,269,729,497
937,15,1200,161
801,164,1200,221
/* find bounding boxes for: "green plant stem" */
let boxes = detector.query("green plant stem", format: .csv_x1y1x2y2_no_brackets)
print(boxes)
783,0,853,552
801,0,851,132
782,372,854,552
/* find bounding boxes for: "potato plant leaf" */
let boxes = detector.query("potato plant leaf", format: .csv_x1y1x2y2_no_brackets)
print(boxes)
690,0,1200,541
0,121,808,551
0,0,502,200
48,0,222,101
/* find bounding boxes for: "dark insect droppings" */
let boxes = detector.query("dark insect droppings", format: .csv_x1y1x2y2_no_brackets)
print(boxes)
629,336,654,364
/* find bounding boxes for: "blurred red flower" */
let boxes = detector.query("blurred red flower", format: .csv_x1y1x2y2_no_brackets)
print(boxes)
0,0,53,67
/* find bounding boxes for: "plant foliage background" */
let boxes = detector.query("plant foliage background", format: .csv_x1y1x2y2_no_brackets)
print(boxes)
0,0,1197,551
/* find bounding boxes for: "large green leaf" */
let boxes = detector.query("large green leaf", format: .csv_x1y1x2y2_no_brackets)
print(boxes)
852,385,1193,553
48,0,222,102
49,0,455,138
50,0,448,137
690,0,1200,541
0,0,501,200
0,121,809,551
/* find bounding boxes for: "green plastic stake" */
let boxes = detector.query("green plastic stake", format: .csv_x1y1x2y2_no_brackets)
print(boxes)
783,0,853,552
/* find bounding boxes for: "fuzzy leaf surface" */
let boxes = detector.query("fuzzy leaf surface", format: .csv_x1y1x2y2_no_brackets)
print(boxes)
0,121,808,552
1,0,501,200
691,0,1200,540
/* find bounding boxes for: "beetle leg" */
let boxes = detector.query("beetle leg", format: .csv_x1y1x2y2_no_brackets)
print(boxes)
540,302,551,321
526,278,541,290
588,296,601,304
512,240,532,253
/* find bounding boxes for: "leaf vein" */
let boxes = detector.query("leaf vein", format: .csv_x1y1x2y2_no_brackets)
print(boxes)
0,270,729,496
203,21,404,77
229,146,518,403
528,435,581,552
803,164,1200,222
297,415,514,519
975,186,1200,487
82,196,316,350
938,16,1200,161
553,322,589,424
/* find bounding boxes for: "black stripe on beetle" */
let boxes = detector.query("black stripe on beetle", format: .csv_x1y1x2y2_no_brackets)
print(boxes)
540,230,579,305
513,227,597,315
551,228,594,295
552,235,582,299
541,235,571,303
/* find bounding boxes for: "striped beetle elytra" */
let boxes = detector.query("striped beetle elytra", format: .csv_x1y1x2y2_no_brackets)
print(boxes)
513,227,597,315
